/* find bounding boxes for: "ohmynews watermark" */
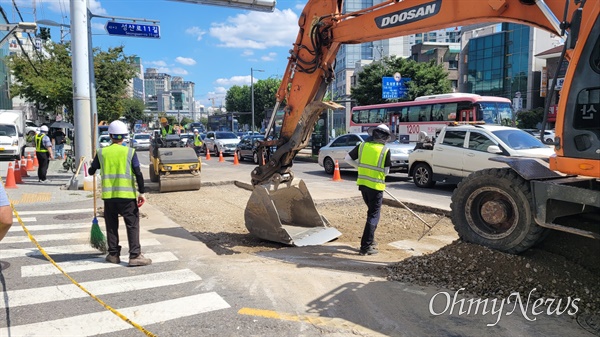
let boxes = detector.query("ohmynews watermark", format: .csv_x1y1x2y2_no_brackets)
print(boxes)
429,288,580,327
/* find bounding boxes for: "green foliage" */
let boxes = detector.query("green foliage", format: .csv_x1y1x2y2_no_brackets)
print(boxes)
8,42,139,123
350,57,452,106
121,98,146,129
225,77,280,130
516,107,544,129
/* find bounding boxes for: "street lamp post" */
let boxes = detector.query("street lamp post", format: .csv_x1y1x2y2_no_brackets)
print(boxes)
251,68,264,133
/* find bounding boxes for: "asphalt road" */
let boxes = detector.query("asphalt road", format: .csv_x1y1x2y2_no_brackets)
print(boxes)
0,151,593,336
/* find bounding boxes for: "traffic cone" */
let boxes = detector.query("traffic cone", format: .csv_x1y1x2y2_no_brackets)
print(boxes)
205,149,211,161
33,151,39,168
26,153,34,171
218,151,224,163
14,160,22,184
332,160,342,181
21,157,29,177
233,152,240,165
4,162,17,189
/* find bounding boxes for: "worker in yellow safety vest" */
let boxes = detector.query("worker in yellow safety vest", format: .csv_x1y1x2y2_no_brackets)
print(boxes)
88,120,152,267
192,129,203,157
35,125,54,183
345,124,394,256
160,117,175,137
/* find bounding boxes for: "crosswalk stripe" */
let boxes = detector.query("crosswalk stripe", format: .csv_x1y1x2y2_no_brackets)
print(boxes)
15,208,93,215
0,238,161,259
9,222,92,232
21,251,180,277
2,232,89,244
0,269,201,309
0,292,231,336
12,217,35,222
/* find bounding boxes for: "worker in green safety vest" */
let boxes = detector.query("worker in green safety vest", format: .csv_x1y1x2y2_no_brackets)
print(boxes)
88,120,152,267
192,129,203,157
345,124,394,256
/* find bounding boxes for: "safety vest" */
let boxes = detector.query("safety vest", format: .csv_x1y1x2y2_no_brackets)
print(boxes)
35,134,49,153
161,125,173,137
97,144,137,200
356,142,388,191
194,134,203,146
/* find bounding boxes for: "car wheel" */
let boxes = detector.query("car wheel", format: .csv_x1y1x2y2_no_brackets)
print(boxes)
323,157,335,175
412,162,436,188
237,150,243,162
451,168,543,253
214,146,219,155
545,138,553,143
253,151,259,164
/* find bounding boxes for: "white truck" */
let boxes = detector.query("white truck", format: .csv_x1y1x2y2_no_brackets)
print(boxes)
407,124,555,188
0,110,26,160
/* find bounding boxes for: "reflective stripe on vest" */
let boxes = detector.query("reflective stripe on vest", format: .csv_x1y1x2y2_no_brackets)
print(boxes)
97,144,137,199
35,134,48,153
194,134,203,146
356,142,388,191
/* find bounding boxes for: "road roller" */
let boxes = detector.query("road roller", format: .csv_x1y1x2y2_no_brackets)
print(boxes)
149,133,201,193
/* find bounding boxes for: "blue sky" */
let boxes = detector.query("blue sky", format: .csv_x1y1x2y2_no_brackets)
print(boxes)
2,0,307,108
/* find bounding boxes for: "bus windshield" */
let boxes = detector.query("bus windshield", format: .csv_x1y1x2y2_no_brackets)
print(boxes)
478,102,514,126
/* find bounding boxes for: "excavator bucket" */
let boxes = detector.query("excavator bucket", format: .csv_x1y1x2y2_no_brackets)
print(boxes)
244,179,341,246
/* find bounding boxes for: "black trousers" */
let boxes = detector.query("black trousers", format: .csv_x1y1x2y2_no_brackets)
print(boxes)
359,186,383,251
36,151,50,181
193,146,203,157
103,199,141,258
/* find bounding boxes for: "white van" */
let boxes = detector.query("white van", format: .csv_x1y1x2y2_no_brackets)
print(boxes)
0,123,23,160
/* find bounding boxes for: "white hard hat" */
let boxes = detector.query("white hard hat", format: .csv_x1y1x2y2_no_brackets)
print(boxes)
40,125,49,132
108,120,128,136
367,124,391,136
193,129,199,133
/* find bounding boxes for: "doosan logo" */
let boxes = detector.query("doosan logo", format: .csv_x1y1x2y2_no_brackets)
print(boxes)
375,0,441,29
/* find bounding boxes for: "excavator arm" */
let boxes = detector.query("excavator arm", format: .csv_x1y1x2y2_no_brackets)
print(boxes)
244,0,596,246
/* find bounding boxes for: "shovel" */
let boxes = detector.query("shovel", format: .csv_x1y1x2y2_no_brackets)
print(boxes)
66,156,86,190
384,189,444,241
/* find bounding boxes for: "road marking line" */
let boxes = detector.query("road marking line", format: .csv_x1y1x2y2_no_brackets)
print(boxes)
15,208,94,215
0,269,201,308
2,231,89,244
0,292,230,336
11,192,52,205
238,307,386,336
0,238,161,259
21,251,179,277
9,223,91,232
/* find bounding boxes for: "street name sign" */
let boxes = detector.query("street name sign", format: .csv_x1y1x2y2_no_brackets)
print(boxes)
105,21,160,39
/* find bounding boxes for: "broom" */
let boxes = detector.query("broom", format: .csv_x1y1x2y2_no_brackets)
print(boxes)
90,115,107,253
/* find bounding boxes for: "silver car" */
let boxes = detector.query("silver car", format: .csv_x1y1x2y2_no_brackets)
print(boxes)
318,133,414,174
130,133,151,150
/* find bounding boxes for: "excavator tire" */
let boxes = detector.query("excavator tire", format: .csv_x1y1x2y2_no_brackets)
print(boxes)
450,168,544,254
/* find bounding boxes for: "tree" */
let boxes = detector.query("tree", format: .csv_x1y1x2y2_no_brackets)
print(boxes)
225,78,280,130
351,56,452,106
516,107,544,129
8,42,139,122
121,97,146,129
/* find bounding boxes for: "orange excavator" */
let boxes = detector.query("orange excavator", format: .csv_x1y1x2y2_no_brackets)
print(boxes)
243,0,599,250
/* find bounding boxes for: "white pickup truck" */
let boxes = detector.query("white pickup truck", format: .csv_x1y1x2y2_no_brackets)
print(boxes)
407,124,555,188
0,110,26,160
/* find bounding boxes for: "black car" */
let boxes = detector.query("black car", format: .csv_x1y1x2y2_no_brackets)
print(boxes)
236,134,270,164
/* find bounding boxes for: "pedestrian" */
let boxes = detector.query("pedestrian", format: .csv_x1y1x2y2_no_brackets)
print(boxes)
160,117,175,136
35,125,54,183
88,120,152,267
344,124,394,256
192,129,203,157
0,182,13,242
52,128,66,160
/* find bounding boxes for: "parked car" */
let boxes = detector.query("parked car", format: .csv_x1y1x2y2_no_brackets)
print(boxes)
179,133,194,147
408,124,555,188
98,135,112,148
317,133,414,174
236,134,268,164
130,133,151,151
542,130,556,142
203,131,240,155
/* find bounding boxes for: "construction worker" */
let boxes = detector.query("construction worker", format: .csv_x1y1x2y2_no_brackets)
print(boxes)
88,120,152,267
344,124,394,256
35,125,54,183
160,117,175,137
192,129,203,157
0,183,12,241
